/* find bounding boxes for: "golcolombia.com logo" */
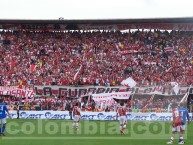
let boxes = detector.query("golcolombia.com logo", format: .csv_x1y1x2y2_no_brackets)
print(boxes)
4,120,187,139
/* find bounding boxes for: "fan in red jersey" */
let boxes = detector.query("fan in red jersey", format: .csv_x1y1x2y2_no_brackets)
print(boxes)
72,102,81,131
116,102,127,134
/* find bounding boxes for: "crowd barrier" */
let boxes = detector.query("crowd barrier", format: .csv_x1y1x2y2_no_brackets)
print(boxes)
9,111,192,121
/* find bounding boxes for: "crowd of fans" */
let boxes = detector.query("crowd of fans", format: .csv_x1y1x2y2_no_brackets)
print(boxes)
3,95,119,112
3,94,188,113
0,29,193,87
132,95,184,113
0,28,193,112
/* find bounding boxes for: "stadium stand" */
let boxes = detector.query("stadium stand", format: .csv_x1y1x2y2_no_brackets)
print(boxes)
0,30,192,87
0,18,193,111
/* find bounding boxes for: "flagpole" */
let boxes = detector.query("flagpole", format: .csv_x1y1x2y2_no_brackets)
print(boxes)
179,87,190,105
141,94,155,111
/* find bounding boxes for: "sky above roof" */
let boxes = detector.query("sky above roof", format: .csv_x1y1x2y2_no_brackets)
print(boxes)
0,0,193,20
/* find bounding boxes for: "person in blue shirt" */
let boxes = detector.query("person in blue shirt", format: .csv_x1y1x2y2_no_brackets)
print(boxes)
0,98,12,136
178,103,190,132
177,103,190,144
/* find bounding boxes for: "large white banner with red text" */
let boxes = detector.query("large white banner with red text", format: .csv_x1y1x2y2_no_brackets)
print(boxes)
92,92,131,101
91,92,131,104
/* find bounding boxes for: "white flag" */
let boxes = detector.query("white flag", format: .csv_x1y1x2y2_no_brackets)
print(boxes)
121,77,137,88
170,82,179,95
73,65,82,80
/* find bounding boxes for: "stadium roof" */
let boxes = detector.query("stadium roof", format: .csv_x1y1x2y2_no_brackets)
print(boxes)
0,17,193,25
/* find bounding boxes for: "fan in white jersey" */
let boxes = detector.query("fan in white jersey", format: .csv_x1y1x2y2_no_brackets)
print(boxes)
116,102,127,134
72,102,81,130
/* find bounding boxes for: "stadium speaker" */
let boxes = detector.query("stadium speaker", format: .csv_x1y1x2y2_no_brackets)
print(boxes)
3,40,11,45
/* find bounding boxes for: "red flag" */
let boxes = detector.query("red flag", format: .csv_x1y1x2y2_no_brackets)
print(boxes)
30,64,36,73
9,59,15,72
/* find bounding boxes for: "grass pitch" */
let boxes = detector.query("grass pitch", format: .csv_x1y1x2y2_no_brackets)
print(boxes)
0,119,193,145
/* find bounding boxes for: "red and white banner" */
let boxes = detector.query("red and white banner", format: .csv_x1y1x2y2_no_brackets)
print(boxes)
121,50,140,54
116,23,193,31
91,92,131,104
0,86,34,98
164,46,174,51
92,92,131,101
